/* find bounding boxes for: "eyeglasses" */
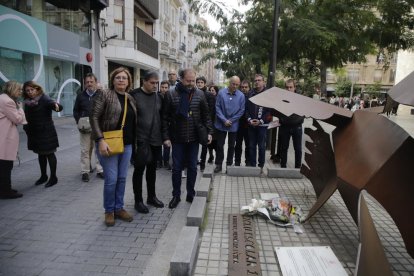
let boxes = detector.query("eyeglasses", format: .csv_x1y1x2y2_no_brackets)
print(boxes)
115,76,128,80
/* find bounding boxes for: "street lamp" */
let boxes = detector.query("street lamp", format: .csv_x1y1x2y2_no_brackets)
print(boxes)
269,0,280,156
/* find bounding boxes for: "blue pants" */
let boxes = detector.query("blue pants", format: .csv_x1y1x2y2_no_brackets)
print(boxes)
97,144,132,213
279,125,303,168
171,142,199,198
248,126,267,167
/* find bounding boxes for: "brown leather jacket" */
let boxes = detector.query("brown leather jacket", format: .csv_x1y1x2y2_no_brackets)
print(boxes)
90,89,137,141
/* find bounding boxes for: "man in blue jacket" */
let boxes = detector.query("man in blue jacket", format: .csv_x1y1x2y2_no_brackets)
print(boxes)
214,76,245,173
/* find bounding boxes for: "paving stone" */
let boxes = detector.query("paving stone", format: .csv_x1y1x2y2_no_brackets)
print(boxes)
195,177,212,198
186,197,207,227
203,165,214,178
226,166,261,176
267,167,303,178
170,226,199,276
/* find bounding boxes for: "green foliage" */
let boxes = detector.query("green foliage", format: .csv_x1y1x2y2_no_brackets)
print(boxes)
364,82,382,98
190,0,414,88
335,79,352,97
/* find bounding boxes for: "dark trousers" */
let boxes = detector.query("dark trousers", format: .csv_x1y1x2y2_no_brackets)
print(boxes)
279,125,303,168
235,126,250,165
248,126,267,167
0,160,13,193
132,145,161,202
215,130,237,167
171,142,199,198
163,145,170,163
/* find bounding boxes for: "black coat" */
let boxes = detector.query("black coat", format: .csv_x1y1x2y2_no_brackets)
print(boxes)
73,89,100,123
23,94,63,153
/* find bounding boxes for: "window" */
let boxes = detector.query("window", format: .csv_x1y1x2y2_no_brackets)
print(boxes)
373,69,382,82
113,0,124,39
389,69,396,83
347,68,359,82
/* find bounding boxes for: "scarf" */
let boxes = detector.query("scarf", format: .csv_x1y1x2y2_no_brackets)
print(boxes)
176,82,194,119
23,95,42,107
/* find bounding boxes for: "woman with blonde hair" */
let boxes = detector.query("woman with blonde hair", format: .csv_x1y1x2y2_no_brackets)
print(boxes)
0,81,27,199
90,67,137,226
23,81,63,188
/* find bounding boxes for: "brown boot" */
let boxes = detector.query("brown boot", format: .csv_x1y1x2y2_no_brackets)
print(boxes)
114,209,133,222
105,212,115,226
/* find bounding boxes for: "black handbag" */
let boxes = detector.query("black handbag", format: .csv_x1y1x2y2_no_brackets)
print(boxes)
197,124,208,146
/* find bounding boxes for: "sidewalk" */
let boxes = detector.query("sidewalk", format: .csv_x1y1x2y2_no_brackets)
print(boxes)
0,111,413,275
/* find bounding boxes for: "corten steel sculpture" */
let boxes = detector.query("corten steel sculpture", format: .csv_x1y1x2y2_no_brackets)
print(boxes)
250,78,414,274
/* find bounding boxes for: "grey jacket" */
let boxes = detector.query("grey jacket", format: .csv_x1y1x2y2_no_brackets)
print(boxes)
90,89,137,141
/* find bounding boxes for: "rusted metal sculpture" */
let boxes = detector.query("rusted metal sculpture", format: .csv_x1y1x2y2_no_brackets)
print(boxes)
250,80,414,274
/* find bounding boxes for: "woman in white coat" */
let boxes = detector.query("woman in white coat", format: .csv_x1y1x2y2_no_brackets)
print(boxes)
0,81,27,199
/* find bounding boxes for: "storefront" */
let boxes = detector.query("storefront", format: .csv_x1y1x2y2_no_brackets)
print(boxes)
0,1,107,116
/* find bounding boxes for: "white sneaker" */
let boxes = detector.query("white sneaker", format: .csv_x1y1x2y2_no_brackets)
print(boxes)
182,170,187,178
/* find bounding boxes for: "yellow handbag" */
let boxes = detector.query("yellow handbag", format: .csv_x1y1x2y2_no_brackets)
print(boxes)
103,94,127,156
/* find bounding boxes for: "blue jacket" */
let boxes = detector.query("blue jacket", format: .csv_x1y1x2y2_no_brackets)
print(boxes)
214,88,245,132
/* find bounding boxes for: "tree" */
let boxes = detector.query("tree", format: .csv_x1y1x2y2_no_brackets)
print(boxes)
189,0,414,87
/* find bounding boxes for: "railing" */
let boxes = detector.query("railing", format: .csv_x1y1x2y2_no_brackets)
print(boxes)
160,41,169,56
134,27,158,59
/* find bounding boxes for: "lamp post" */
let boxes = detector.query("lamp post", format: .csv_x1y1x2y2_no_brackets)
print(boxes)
268,0,281,156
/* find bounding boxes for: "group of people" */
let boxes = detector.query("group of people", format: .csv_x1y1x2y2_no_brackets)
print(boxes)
0,67,304,228
0,80,63,199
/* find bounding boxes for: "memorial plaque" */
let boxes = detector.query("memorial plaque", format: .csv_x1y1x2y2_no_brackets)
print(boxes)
228,214,262,276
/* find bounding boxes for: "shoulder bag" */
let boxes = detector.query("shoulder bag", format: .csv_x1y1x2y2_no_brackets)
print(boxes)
103,94,127,156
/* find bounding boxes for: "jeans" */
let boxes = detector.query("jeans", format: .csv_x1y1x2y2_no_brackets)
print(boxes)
171,142,199,198
97,144,132,213
235,126,250,165
215,130,237,167
132,145,161,202
248,126,267,167
279,125,303,168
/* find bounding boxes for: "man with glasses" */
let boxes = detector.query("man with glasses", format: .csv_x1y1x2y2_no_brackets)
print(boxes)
213,76,245,173
234,80,251,166
130,71,165,214
278,79,304,168
246,74,272,170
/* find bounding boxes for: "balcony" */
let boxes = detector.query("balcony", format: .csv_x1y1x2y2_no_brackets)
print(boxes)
168,48,177,61
135,27,158,59
135,0,159,19
160,41,169,57
179,42,186,54
179,11,187,25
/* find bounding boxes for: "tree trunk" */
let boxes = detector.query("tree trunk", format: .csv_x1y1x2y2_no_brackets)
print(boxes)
320,62,327,97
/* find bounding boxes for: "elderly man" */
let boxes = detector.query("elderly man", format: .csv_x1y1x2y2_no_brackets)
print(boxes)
163,69,213,208
73,73,104,182
214,76,245,173
168,69,178,92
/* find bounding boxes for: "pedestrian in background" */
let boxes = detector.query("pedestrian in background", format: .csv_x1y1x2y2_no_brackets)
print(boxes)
90,67,137,227
0,81,27,199
131,71,165,214
163,68,213,209
73,73,104,182
23,81,63,188
234,80,250,166
246,74,272,170
206,85,219,164
278,79,304,169
214,76,245,173
159,80,171,170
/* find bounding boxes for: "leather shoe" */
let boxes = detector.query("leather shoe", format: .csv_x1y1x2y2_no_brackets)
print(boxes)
168,196,181,209
0,190,23,199
81,173,89,182
134,201,149,214
147,197,164,208
186,195,194,203
35,175,48,186
96,172,104,179
214,166,222,173
45,177,58,188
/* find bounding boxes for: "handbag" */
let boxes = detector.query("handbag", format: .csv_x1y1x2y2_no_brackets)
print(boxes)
197,124,208,146
103,95,127,156
78,117,91,133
